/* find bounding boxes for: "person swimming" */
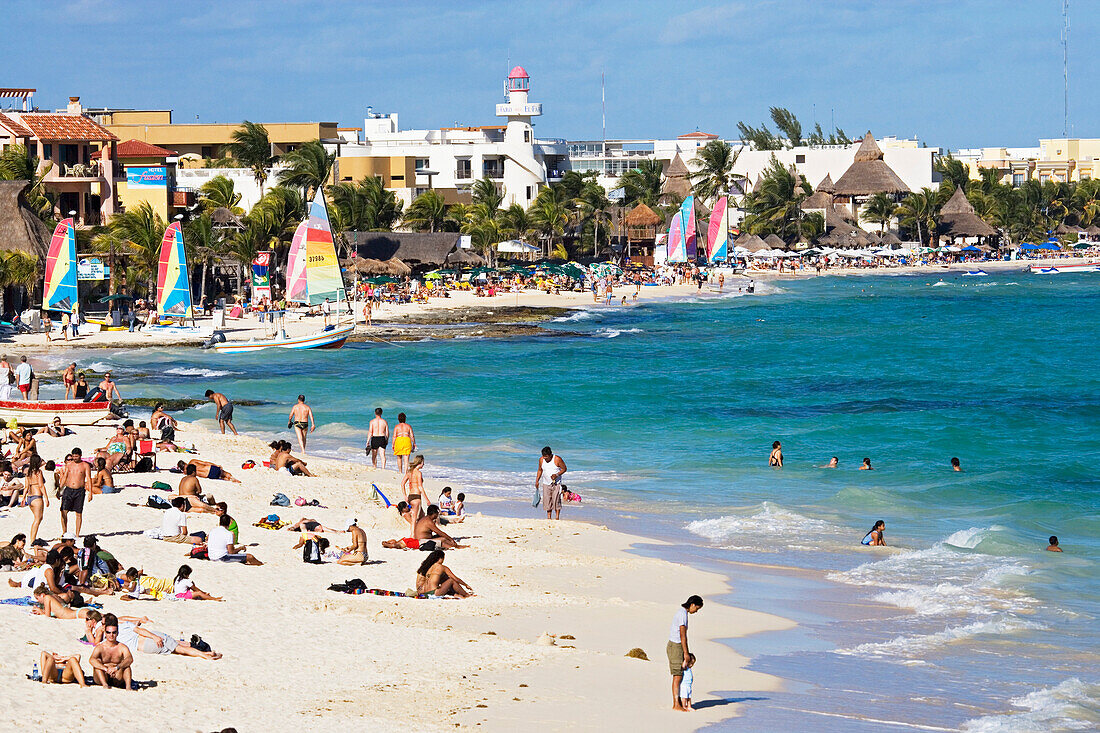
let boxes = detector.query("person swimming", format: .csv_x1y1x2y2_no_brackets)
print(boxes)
860,457,873,470
769,441,783,467
861,520,886,546
951,457,962,472
1046,535,1063,552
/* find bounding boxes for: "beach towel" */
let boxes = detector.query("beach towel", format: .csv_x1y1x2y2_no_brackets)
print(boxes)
327,583,452,600
253,518,289,530
0,596,35,607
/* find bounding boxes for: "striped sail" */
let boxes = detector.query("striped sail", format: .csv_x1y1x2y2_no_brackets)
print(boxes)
681,195,697,261
44,218,78,312
285,221,308,303
707,196,729,262
666,210,685,262
303,189,345,305
156,222,193,317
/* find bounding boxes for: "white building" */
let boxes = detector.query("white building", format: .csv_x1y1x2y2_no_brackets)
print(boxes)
332,67,568,209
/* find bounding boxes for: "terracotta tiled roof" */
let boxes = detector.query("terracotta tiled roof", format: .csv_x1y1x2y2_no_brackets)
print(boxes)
678,131,718,140
0,112,32,137
13,113,118,141
90,139,175,160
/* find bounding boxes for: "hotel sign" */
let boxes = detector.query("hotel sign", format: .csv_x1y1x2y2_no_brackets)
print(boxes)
495,102,542,116
126,166,168,189
77,258,109,281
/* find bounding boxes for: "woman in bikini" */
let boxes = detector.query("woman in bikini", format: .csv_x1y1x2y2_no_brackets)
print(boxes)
24,454,47,545
32,584,96,620
415,550,472,598
401,454,426,528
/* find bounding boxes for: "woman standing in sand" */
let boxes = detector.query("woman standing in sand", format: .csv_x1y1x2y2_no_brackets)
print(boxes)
401,454,425,527
24,454,47,545
668,595,703,712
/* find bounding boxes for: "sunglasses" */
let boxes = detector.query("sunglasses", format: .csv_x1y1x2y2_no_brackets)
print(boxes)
104,629,118,634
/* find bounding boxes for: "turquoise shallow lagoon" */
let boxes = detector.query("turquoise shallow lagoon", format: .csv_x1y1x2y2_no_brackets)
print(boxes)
73,270,1099,731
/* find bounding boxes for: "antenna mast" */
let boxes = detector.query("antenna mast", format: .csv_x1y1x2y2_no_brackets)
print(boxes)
1063,0,1069,136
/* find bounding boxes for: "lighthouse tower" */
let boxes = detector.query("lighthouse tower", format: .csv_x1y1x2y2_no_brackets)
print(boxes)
496,66,544,207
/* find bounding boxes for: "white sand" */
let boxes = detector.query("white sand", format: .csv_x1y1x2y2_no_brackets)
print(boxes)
0,421,792,731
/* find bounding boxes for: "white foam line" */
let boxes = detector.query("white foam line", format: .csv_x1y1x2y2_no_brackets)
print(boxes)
768,706,959,731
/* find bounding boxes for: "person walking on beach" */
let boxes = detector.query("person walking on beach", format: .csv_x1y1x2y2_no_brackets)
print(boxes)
15,356,32,401
392,413,415,474
367,408,389,469
205,389,238,435
535,446,567,520
769,441,783,468
288,395,314,453
668,595,703,712
63,363,77,399
59,452,92,538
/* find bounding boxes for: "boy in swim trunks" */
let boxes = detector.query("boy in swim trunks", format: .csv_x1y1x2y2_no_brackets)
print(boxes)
205,390,238,436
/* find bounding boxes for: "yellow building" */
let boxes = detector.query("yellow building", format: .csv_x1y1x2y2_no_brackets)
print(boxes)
1037,138,1100,183
94,139,180,220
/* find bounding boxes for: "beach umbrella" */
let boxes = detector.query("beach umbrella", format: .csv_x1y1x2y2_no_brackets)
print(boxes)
365,276,398,285
98,294,133,303
961,245,981,252
1038,242,1061,250
1018,243,1040,250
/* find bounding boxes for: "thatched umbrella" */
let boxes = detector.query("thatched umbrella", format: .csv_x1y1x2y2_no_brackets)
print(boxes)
357,257,411,276
0,180,50,264
938,187,996,239
660,154,692,200
764,233,787,249
833,132,911,197
741,234,769,252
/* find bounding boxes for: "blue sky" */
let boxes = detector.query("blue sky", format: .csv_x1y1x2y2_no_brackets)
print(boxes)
4,0,1095,150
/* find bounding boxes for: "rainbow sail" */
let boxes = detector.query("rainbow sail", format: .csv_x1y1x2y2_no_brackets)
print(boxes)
302,189,345,306
706,196,729,262
285,221,308,303
667,210,685,262
156,222,193,318
44,218,78,312
681,195,697,261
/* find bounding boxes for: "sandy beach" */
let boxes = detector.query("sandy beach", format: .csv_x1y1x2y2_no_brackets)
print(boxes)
0,419,791,731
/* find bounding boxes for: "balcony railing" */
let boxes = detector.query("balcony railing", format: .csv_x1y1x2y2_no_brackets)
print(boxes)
483,168,504,180
455,168,472,180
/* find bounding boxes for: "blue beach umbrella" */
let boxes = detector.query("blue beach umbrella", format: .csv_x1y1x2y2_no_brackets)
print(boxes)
1039,241,1061,250
961,245,981,252
1018,243,1040,251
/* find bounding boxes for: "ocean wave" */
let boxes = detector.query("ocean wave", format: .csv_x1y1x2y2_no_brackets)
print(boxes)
165,367,236,378
551,310,596,323
686,502,841,543
961,678,1100,732
931,281,952,287
595,327,643,338
835,617,1045,659
311,422,369,439
829,527,1037,617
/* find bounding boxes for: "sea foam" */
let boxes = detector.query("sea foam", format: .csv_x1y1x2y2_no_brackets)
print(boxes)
961,678,1100,732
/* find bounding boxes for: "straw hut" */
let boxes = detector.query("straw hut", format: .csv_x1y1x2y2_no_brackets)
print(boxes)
938,187,996,241
660,153,692,201
816,173,835,194
444,248,485,266
342,232,462,267
833,132,911,219
0,180,50,264
210,207,245,230
738,234,767,252
764,233,787,249
624,203,661,243
814,207,872,249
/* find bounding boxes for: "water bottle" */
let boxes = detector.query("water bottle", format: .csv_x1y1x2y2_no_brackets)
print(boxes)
31,662,40,682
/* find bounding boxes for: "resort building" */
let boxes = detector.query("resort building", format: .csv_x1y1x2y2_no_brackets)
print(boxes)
332,67,569,208
0,95,119,225
955,138,1100,186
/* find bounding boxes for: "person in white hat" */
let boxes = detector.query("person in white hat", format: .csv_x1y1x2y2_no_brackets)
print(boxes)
337,518,368,566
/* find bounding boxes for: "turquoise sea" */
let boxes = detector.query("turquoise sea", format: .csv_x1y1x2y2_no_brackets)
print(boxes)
50,271,1100,731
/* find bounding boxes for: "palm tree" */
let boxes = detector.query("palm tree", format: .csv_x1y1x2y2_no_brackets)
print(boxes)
276,140,335,199
471,177,503,212
499,203,534,242
1072,178,1100,227
896,188,939,246
0,144,55,221
404,190,449,232
184,212,221,305
94,201,166,297
530,188,569,257
616,159,664,207
225,121,276,193
934,155,969,192
863,192,898,232
690,140,745,205
198,175,244,214
0,251,40,314
740,157,809,241
574,181,611,256
327,177,403,234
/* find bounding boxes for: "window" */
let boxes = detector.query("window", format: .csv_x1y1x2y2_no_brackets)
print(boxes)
1012,173,1025,187
527,185,534,199
795,154,805,164
415,158,429,171
201,146,214,158
483,158,504,179
456,159,472,180
391,174,404,181
285,144,297,153
524,130,532,143
42,144,52,160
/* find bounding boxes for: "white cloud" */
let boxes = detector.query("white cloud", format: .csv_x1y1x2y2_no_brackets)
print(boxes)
660,3,745,45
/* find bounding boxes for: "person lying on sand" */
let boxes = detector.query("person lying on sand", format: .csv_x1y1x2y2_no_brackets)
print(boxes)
176,459,239,484
415,550,472,597
120,567,175,599
40,416,73,438
382,505,466,551
38,651,88,686
285,517,341,533
31,584,99,619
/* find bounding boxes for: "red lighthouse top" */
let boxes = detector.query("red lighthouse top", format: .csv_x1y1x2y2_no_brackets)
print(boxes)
507,66,529,92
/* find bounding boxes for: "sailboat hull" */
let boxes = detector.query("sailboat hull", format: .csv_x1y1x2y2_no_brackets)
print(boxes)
208,324,355,354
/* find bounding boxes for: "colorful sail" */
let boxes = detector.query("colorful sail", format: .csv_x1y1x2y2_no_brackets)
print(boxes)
303,189,345,306
707,197,729,262
666,210,685,262
285,222,308,303
44,218,78,312
681,195,697,261
156,222,193,318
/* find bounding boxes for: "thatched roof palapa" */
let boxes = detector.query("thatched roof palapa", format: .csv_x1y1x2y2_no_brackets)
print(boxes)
741,234,769,252
938,187,996,238
763,233,787,249
660,153,692,199
832,132,911,197
342,232,462,266
816,173,835,194
0,180,50,263
624,203,661,227
444,248,485,266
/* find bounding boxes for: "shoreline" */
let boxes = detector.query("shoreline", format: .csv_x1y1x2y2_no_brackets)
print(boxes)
0,418,793,731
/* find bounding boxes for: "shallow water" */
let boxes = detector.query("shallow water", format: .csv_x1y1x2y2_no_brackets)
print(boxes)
67,271,1099,731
